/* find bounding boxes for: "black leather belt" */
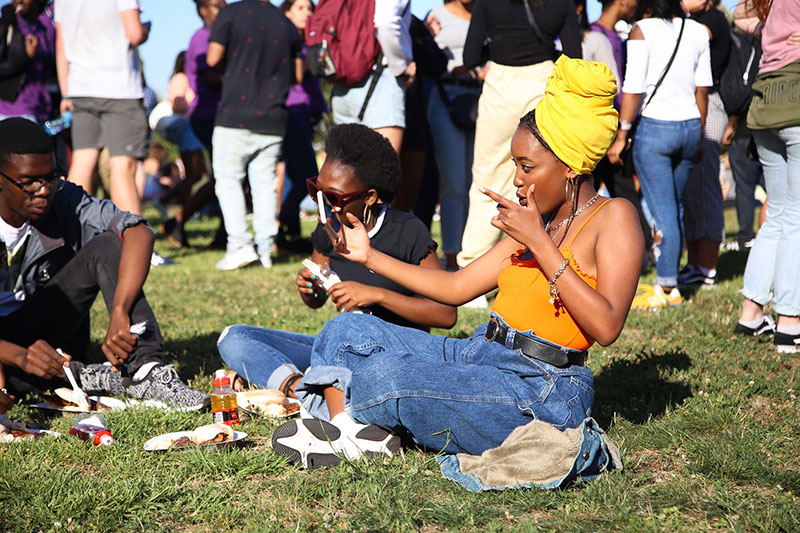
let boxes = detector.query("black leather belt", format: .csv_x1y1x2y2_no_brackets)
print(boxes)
484,316,587,368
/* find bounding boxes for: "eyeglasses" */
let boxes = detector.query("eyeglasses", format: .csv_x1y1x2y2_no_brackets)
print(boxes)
306,176,369,208
0,167,64,197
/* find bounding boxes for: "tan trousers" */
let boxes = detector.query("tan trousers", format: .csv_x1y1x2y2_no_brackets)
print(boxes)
457,61,554,266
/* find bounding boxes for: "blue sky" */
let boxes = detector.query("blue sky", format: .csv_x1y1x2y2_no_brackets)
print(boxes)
32,0,740,98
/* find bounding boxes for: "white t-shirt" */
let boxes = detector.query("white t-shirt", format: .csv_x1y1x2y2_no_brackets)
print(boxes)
429,5,470,72
55,0,144,99
374,0,413,77
0,217,31,315
622,17,712,121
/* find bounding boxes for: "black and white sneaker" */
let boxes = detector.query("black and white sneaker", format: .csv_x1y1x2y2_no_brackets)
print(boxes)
271,418,400,470
76,363,125,396
733,315,776,337
123,364,209,411
678,265,717,288
774,331,800,354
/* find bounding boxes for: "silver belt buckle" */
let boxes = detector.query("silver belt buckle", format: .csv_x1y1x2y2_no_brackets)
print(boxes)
485,317,501,342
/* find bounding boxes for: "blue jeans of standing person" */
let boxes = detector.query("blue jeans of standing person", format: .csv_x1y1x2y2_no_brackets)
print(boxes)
280,108,319,237
217,325,312,391
741,125,800,316
295,313,594,456
729,127,763,245
212,126,283,254
427,83,479,254
633,118,702,287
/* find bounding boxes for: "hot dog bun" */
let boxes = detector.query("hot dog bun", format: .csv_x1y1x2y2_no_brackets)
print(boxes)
190,423,234,445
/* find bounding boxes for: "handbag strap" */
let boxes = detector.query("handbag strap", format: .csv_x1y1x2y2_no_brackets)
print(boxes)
642,17,686,112
522,1,546,44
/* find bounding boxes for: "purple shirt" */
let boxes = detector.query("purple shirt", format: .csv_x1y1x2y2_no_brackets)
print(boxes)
590,22,625,110
186,26,221,122
0,12,55,122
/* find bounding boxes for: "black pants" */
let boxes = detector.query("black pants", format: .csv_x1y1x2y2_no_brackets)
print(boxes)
1,232,163,395
593,154,653,251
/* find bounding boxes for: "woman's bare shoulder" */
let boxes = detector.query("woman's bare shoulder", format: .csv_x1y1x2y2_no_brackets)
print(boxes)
596,197,644,237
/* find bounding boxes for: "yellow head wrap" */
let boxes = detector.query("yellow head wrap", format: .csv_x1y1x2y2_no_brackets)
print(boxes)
534,56,619,175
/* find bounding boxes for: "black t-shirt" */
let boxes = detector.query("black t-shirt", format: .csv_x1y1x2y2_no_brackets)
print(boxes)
463,0,582,68
696,9,732,89
210,0,301,134
311,207,437,330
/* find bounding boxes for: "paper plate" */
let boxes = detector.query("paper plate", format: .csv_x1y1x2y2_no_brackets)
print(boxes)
0,427,61,443
143,430,248,452
32,395,128,413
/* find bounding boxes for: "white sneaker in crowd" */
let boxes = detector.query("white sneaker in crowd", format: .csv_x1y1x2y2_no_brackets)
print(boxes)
215,245,259,271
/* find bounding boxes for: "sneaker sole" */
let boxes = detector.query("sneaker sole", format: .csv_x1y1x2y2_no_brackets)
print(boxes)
215,257,259,271
775,344,799,354
271,419,343,470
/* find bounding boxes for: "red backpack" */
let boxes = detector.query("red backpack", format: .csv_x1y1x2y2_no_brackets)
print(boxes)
305,0,380,86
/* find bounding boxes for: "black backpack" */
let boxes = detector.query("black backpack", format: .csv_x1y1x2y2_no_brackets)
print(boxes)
718,26,762,117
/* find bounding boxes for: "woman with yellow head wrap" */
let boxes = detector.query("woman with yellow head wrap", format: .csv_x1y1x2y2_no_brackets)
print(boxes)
269,56,644,469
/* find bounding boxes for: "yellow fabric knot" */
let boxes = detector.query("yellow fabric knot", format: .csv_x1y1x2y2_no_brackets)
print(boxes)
535,56,619,175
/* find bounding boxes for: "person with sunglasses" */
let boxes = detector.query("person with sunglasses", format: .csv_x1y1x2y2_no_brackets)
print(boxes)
0,118,208,411
217,123,456,394
270,58,644,469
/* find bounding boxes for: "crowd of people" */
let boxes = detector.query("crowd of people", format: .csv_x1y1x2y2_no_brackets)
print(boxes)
0,0,797,476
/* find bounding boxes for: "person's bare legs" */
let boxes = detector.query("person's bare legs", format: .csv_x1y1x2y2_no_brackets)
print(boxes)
68,148,101,195
109,155,142,215
375,126,403,154
686,238,720,271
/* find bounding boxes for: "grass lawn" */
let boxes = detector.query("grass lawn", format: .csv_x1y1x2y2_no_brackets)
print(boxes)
0,207,798,532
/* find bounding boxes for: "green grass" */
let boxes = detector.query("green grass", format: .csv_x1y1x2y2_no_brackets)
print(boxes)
0,207,798,532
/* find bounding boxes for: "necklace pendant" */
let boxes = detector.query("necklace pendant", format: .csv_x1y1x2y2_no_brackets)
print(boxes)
548,297,554,305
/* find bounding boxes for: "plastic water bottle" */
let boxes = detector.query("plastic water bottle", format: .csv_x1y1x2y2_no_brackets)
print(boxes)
211,369,240,426
69,413,113,446
44,111,72,136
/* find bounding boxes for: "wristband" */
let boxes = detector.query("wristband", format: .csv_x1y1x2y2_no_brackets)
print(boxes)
619,119,633,132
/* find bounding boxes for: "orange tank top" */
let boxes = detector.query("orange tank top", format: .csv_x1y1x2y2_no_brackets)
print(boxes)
491,199,611,351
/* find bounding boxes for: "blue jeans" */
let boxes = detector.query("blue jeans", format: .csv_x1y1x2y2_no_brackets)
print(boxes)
633,118,702,286
296,313,594,456
427,83,478,254
212,126,283,253
279,108,319,236
742,126,800,316
217,325,312,391
729,128,763,244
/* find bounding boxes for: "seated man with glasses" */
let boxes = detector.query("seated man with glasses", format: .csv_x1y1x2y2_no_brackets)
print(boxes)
0,118,208,410
216,123,456,394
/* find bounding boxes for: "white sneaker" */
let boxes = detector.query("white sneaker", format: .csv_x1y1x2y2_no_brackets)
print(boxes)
150,251,175,267
258,252,273,268
215,245,259,270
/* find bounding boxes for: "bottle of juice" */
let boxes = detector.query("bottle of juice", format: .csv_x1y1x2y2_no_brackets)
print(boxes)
211,369,240,426
69,413,114,446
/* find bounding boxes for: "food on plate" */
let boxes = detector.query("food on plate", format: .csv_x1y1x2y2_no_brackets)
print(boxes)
239,389,300,417
190,423,234,445
147,423,236,451
46,387,112,411
0,418,49,442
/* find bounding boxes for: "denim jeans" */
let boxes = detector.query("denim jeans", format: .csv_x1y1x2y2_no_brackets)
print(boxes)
1,232,164,395
633,117,702,286
729,129,763,244
279,109,319,236
427,83,479,254
217,324,312,391
296,313,594,456
212,126,283,253
742,125,800,316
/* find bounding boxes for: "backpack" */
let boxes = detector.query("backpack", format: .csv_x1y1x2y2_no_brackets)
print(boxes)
305,0,380,86
718,27,762,117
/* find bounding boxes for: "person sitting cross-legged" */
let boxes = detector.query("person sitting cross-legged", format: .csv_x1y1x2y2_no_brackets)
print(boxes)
0,118,208,410
270,57,644,469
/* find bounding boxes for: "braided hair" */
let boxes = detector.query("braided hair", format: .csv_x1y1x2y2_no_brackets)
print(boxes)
518,110,586,247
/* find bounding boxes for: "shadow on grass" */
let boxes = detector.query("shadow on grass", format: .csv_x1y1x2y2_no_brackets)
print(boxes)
164,332,224,381
592,350,692,427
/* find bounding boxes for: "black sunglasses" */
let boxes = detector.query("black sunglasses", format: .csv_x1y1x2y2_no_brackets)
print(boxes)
0,167,64,197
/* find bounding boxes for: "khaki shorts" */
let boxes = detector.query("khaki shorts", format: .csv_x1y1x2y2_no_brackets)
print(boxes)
71,97,149,159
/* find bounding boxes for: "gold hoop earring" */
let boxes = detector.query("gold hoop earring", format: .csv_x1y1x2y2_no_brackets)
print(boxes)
362,204,372,226
565,178,572,200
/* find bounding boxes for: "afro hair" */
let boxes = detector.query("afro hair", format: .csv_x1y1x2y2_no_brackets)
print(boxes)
0,118,54,168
